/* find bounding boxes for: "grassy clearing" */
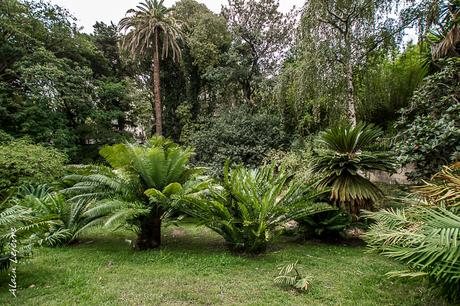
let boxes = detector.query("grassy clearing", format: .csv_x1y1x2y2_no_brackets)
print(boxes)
0,225,447,306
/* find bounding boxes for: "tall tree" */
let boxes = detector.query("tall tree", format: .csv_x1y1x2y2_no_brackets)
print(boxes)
301,0,416,126
119,0,184,136
223,0,296,102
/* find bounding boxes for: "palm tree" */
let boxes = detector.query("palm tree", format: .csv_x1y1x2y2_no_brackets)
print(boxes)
64,137,205,250
312,123,397,215
119,0,184,136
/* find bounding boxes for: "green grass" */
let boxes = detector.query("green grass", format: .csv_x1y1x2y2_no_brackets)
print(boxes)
0,226,447,306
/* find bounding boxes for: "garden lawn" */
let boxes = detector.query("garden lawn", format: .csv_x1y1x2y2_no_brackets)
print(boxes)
0,225,446,306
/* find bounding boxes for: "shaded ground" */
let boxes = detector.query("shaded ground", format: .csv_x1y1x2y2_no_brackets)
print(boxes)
0,225,447,305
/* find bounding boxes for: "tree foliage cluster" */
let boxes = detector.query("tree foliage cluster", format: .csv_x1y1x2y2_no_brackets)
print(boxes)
2,0,457,180
0,0,149,160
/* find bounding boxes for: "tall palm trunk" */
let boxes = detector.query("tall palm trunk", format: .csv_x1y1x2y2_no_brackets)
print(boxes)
152,30,163,136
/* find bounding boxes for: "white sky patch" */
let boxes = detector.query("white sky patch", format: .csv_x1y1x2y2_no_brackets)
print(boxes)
47,0,303,33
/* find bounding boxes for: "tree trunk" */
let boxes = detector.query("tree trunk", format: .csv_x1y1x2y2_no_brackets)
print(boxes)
136,210,162,250
152,30,163,136
346,59,357,127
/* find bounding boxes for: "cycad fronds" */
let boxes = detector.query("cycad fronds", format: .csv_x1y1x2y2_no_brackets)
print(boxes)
312,123,397,214
180,162,333,254
14,186,114,246
364,207,460,302
0,199,34,273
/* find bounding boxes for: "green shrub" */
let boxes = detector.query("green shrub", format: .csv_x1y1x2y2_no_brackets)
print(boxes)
179,162,333,254
312,123,397,215
263,147,315,182
181,105,288,175
395,61,460,181
0,130,13,144
0,139,67,194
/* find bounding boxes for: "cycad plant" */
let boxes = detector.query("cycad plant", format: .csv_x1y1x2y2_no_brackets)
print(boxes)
179,162,332,254
119,0,184,135
14,185,110,246
0,197,33,273
65,137,205,250
364,164,460,302
364,207,460,302
312,123,397,215
301,210,352,240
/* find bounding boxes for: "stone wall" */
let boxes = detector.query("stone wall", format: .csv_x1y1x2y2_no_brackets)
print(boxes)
364,164,416,185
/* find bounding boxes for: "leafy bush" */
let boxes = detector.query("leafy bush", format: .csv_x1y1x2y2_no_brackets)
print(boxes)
312,123,397,215
181,105,288,175
0,130,13,144
263,147,315,182
0,139,68,194
179,162,333,254
395,61,460,181
64,137,206,250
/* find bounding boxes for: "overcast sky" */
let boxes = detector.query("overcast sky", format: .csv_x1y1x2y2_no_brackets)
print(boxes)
48,0,304,33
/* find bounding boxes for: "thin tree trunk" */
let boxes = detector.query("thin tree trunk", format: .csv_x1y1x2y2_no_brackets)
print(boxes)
346,59,357,127
152,30,163,136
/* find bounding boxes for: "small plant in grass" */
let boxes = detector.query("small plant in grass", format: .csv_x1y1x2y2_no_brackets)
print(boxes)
274,261,312,292
179,162,333,254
